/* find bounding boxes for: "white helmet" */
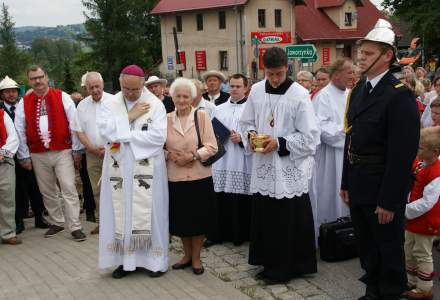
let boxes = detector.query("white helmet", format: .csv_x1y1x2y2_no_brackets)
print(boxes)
0,76,19,91
359,19,395,47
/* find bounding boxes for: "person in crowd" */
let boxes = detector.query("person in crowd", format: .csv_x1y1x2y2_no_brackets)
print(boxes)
403,126,440,300
296,70,314,92
0,103,20,244
240,47,319,284
403,65,415,82
208,73,253,247
430,98,440,127
80,72,89,97
340,19,420,300
15,65,86,241
166,77,217,275
191,79,216,119
310,58,354,238
405,76,426,115
421,76,440,128
0,76,48,234
311,67,330,100
145,75,175,113
72,72,112,235
421,79,432,102
202,70,230,105
415,67,427,81
70,92,83,105
97,65,169,279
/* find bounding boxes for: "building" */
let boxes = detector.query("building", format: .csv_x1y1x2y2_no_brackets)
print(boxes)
151,0,399,79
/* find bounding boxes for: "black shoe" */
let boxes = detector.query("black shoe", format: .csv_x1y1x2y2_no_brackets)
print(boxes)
203,239,217,248
35,215,49,229
44,225,64,237
148,270,165,278
16,219,25,234
192,265,204,275
71,230,86,242
86,212,96,223
254,270,266,280
262,277,286,285
112,265,130,279
172,260,192,270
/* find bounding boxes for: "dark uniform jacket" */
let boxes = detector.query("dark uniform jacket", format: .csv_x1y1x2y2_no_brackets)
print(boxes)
202,91,230,106
341,69,420,211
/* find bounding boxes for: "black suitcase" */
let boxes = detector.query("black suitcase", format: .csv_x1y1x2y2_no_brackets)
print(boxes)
318,216,358,262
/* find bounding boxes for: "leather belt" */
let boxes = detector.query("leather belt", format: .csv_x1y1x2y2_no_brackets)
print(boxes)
348,151,385,165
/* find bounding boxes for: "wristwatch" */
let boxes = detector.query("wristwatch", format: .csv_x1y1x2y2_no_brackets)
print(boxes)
192,154,198,161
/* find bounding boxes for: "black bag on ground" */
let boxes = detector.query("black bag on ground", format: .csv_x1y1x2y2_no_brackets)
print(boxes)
318,216,358,262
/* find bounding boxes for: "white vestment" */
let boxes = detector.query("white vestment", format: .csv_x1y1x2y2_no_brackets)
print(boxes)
240,80,320,199
309,83,350,235
212,98,252,195
97,88,169,272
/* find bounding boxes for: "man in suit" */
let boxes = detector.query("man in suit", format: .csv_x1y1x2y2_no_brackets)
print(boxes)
0,76,48,233
202,70,230,106
340,20,420,300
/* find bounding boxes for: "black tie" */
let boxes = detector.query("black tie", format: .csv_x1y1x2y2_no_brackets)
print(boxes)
10,105,15,121
363,81,372,100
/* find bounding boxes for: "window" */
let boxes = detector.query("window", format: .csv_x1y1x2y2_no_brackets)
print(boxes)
219,11,226,29
345,12,353,26
196,14,203,31
219,51,228,70
275,9,282,27
176,15,182,32
258,9,266,28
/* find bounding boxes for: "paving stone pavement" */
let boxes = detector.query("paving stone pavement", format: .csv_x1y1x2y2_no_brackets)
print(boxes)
2,219,439,300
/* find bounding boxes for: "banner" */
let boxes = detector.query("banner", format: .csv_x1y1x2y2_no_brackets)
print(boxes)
195,50,207,71
251,32,292,44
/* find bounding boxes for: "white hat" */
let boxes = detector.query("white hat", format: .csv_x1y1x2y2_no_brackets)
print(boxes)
0,76,19,91
81,71,89,87
359,19,396,47
202,70,226,82
145,76,167,87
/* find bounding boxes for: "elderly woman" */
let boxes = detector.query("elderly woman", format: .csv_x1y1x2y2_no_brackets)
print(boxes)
165,78,218,275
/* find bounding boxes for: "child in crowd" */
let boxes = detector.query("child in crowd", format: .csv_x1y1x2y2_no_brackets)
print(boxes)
404,127,440,300
430,98,440,127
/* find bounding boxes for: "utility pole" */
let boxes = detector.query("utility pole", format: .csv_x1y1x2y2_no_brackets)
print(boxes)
173,27,183,77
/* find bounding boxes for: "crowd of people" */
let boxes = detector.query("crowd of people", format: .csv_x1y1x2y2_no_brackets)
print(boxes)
1,19,440,300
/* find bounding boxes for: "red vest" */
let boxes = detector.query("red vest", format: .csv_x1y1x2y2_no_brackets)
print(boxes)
0,109,7,148
23,88,71,153
406,159,440,235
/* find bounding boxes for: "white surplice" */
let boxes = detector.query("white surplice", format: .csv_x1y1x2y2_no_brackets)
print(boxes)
97,88,169,272
212,98,252,195
310,83,350,234
239,80,320,199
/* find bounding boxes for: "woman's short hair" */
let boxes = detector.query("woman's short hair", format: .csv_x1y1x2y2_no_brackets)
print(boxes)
420,126,440,150
169,77,197,99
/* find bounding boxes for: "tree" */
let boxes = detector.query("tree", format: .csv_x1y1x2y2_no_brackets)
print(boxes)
0,3,29,79
62,60,76,93
81,0,161,91
383,0,440,56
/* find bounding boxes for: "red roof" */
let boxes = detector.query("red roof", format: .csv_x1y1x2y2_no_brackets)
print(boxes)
151,0,248,14
295,0,401,41
315,0,362,8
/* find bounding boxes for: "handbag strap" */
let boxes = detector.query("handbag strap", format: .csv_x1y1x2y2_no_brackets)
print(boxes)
193,108,203,149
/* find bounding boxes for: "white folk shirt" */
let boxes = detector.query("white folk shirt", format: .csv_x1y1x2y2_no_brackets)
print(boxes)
212,98,252,195
71,92,113,147
0,112,19,158
310,82,350,233
97,88,169,272
14,91,83,159
240,79,320,199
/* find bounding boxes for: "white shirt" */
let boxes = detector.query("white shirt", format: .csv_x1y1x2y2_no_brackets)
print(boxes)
14,90,83,159
208,93,220,103
367,69,389,90
0,112,18,157
194,98,216,119
421,90,438,128
406,177,440,220
71,92,112,147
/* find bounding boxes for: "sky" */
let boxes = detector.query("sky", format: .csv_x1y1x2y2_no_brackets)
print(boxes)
4,0,384,27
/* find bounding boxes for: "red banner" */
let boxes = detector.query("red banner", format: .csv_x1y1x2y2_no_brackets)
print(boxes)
322,48,330,66
251,32,292,44
195,50,206,71
259,48,267,70
176,50,186,70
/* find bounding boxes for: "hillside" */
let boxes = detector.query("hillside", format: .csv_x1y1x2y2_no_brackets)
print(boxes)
13,24,86,47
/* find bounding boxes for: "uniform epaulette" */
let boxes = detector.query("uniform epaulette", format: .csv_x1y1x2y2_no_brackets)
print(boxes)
394,83,404,89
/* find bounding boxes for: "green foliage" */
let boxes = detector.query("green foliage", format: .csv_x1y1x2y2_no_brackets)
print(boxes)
382,0,440,55
0,3,30,80
62,60,76,93
81,0,161,91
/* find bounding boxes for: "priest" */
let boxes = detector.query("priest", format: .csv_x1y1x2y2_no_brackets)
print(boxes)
97,65,169,279
309,58,354,238
240,47,320,283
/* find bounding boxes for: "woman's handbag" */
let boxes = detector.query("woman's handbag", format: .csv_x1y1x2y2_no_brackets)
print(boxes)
193,109,226,166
